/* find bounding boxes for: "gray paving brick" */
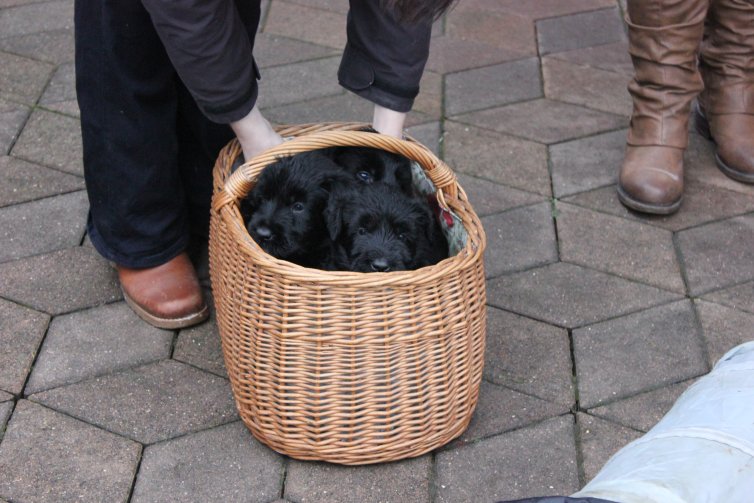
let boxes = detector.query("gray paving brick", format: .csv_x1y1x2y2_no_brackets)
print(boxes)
577,412,642,483
0,298,49,395
537,7,626,56
254,33,338,69
30,359,238,444
436,416,579,502
26,302,172,394
0,0,73,38
38,62,74,106
264,0,346,49
11,108,82,175
702,280,754,315
456,173,545,217
0,28,74,64
549,41,633,75
446,9,536,54
588,379,695,432
0,401,12,438
279,0,347,13
482,202,558,278
285,455,430,503
484,307,574,406
174,300,226,378
132,421,284,503
0,400,140,503
263,92,372,126
573,300,707,409
453,99,627,145
0,390,11,402
405,120,441,156
556,202,685,293
695,299,754,368
685,132,754,196
465,0,616,19
0,190,87,263
0,99,29,155
260,57,344,108
445,57,542,116
425,35,528,74
0,246,121,315
549,128,625,198
0,155,83,207
412,70,442,122
488,262,681,329
443,121,551,196
0,50,54,105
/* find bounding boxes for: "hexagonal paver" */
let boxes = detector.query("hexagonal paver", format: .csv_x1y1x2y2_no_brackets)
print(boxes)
254,33,338,69
0,298,49,395
452,99,626,144
30,360,238,444
577,412,642,483
259,56,345,108
702,280,754,315
0,50,53,104
264,92,370,129
556,202,685,293
25,302,173,394
676,214,754,295
132,421,284,503
445,9,535,54
442,121,551,196
285,455,431,503
0,246,121,315
0,28,74,65
405,120,441,155
456,173,545,217
39,61,78,117
573,300,707,408
435,416,579,502
0,99,29,155
425,35,528,74
483,202,558,278
0,0,73,38
0,390,11,402
263,0,346,49
445,57,542,116
685,132,754,196
469,0,616,19
484,307,574,406
536,7,626,56
0,155,83,207
0,400,140,503
174,300,226,378
488,262,681,329
11,108,83,176
0,190,88,263
695,299,754,367
549,41,633,75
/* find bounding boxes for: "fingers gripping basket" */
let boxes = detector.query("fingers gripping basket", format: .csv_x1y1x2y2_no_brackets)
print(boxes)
209,122,487,465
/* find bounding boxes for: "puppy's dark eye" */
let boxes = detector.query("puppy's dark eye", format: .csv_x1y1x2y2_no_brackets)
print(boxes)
398,233,407,241
356,171,373,183
357,227,367,236
292,202,305,212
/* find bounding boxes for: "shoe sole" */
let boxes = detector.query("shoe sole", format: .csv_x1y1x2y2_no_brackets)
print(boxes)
122,288,209,329
616,184,682,215
693,104,754,185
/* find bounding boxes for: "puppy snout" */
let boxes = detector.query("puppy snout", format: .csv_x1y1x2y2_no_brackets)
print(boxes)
255,225,273,240
370,257,390,272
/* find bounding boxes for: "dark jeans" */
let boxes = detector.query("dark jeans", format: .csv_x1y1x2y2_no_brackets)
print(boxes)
75,0,260,268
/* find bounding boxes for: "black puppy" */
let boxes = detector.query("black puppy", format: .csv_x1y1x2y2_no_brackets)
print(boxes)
324,183,448,272
321,146,415,196
243,151,349,267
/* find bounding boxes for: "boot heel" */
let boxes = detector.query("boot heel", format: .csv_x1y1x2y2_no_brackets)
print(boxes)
693,102,713,141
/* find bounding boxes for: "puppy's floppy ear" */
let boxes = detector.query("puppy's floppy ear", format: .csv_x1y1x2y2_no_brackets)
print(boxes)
324,193,344,241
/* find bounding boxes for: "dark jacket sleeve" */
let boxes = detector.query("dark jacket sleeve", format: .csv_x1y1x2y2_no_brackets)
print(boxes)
338,1,432,113
140,0,261,124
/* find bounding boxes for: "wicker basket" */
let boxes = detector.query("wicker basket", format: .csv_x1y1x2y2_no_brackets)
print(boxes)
209,122,487,465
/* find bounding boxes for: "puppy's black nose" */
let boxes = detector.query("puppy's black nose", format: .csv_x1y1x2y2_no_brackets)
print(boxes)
370,258,390,272
255,226,273,240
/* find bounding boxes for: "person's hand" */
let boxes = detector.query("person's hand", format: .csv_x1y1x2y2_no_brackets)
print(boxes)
372,104,407,139
230,105,284,161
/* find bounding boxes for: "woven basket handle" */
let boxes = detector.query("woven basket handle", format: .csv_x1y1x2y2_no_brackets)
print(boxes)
216,130,459,212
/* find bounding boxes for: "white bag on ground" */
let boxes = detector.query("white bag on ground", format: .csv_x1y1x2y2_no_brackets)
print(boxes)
572,341,754,503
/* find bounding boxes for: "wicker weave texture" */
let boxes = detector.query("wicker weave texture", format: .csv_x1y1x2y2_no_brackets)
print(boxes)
209,123,487,464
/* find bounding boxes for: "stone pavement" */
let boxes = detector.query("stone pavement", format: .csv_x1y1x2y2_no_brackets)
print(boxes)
1,0,754,501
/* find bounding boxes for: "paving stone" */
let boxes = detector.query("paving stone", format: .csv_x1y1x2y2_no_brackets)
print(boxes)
0,190,88,263
26,302,173,394
453,99,627,145
174,299,226,378
40,99,79,117
30,360,238,444
285,455,430,503
264,0,346,49
264,91,370,125
425,35,528,74
0,0,73,38
132,421,283,503
0,155,83,207
38,61,74,106
537,8,626,56
259,57,344,109
0,400,140,503
412,70,442,121
405,120,440,156
0,246,121,315
695,299,754,368
435,416,579,502
484,307,574,406
676,214,754,295
482,202,558,278
445,9,536,54
577,412,642,483
456,173,545,217
458,0,617,19
573,300,707,409
449,381,568,448
0,390,11,402
488,262,681,329
543,57,632,117
0,28,74,64
0,298,49,395
0,50,54,104
11,108,83,175
685,132,754,196
556,202,685,293
702,280,754,315
254,33,338,69
0,401,11,437
280,0,347,13
549,41,633,75
445,57,542,116
442,121,551,196
0,99,29,155
589,379,695,432
549,128,625,198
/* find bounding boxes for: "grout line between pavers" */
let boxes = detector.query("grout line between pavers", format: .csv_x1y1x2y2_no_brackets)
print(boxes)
571,411,587,488
689,298,714,372
428,451,438,503
481,376,575,411
531,5,623,24
0,186,87,211
278,456,289,501
125,443,145,503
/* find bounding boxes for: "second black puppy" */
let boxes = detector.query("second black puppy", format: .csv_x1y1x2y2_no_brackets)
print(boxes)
321,146,415,196
324,183,448,272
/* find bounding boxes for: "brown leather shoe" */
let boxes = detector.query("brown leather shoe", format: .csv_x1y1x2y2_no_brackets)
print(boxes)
695,104,754,184
118,252,209,329
618,145,685,214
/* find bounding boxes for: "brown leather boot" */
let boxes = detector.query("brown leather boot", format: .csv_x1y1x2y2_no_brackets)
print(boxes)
618,0,708,214
118,252,209,329
695,0,754,184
